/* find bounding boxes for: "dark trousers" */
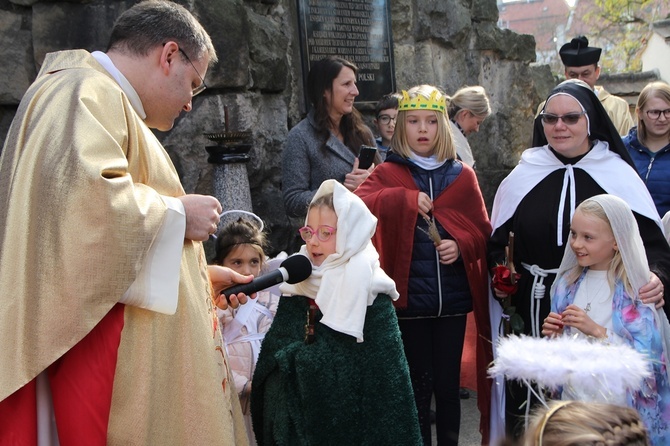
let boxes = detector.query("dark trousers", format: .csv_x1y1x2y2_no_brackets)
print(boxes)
399,315,467,446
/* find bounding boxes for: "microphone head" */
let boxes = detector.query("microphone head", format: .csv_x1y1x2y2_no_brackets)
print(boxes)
281,254,312,284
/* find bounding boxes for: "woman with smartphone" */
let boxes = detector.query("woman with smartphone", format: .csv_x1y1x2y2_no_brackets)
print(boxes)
282,56,377,219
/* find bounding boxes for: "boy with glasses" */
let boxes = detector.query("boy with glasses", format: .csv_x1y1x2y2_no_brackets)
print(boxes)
373,92,402,159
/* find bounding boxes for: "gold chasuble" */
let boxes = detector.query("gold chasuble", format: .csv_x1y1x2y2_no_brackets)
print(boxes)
0,50,247,444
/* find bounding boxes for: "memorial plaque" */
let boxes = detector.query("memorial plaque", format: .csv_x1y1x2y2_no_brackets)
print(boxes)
297,0,396,108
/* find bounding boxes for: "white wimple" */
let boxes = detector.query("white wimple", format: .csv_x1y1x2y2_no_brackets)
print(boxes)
488,335,651,401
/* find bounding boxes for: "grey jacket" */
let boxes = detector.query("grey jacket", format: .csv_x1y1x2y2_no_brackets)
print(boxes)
282,111,361,218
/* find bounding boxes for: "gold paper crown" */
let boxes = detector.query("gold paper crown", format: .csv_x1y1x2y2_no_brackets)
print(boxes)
398,90,446,113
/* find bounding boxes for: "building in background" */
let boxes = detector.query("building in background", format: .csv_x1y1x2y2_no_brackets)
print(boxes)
497,0,570,74
499,0,669,81
641,19,670,83
498,0,670,110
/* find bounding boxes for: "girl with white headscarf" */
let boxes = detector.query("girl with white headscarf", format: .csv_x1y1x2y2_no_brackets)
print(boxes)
543,194,670,445
250,180,422,446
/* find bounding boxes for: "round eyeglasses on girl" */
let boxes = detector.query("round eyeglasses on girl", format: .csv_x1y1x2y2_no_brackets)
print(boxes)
298,225,337,242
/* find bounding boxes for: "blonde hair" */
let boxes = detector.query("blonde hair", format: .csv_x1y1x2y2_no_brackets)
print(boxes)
566,199,633,295
391,85,456,162
524,400,650,446
446,85,491,119
635,81,670,145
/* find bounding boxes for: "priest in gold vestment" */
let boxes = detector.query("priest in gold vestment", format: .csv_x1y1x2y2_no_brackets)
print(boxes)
0,2,249,445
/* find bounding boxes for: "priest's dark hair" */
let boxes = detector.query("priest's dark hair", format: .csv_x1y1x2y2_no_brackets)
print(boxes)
107,0,217,65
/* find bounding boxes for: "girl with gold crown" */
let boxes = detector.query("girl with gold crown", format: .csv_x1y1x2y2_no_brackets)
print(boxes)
355,84,492,446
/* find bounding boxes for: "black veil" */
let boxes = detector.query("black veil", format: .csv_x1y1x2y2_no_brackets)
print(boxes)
532,79,634,167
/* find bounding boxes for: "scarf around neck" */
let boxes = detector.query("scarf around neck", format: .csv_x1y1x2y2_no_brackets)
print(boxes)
280,180,399,342
490,141,661,244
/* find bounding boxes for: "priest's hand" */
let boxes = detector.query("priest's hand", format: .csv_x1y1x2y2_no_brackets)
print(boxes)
639,272,665,309
208,265,256,310
178,194,222,241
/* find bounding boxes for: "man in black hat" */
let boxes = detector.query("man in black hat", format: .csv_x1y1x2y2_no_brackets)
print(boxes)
537,36,634,136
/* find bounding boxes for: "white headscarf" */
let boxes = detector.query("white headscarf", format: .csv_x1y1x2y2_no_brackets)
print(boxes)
551,194,670,402
554,194,650,293
280,180,399,342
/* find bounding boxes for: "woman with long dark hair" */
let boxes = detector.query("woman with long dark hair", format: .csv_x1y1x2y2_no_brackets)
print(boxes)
282,56,376,219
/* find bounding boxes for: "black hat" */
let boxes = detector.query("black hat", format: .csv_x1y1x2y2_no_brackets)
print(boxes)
559,36,602,67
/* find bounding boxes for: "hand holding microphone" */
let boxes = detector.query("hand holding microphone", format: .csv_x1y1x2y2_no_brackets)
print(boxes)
219,254,312,299
209,265,255,310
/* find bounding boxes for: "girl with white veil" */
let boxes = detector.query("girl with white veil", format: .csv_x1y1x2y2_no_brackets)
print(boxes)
543,194,670,444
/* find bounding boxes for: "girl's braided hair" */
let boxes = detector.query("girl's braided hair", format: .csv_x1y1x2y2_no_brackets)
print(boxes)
523,400,650,446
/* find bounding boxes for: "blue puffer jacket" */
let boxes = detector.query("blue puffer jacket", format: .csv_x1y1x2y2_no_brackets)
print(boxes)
623,127,670,218
385,153,472,318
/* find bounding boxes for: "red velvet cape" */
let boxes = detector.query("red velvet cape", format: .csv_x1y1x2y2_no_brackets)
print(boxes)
355,161,493,444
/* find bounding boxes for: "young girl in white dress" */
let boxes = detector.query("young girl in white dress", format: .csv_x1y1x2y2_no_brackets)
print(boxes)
213,215,280,445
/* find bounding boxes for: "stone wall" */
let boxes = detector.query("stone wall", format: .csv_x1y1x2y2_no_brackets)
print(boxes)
0,0,553,256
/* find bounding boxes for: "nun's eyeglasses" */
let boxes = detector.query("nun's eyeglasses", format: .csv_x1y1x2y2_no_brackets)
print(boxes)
540,111,586,126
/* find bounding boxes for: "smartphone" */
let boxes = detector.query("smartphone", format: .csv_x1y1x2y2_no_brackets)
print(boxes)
358,145,378,169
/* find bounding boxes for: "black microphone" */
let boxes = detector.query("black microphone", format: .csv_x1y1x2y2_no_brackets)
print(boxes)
220,254,312,296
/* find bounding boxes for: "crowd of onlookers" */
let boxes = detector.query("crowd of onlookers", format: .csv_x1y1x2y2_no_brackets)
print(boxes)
265,34,670,446
0,1,668,444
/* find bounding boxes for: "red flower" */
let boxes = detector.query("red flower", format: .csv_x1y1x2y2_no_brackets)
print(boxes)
491,265,521,295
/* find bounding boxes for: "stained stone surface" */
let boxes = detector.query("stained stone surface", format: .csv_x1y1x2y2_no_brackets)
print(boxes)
0,0,553,255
